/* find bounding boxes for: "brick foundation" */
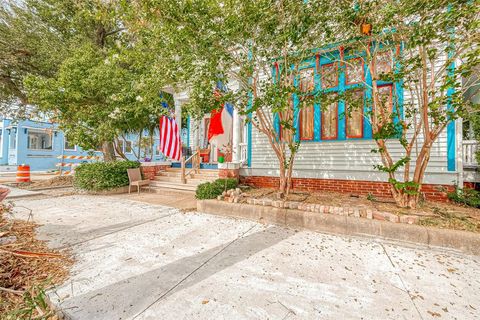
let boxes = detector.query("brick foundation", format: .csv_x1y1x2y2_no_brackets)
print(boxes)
240,175,461,202
219,168,240,180
140,164,169,180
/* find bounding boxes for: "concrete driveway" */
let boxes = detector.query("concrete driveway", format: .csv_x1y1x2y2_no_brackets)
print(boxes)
11,194,480,320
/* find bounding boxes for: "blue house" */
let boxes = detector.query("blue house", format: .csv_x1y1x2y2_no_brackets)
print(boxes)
0,118,166,171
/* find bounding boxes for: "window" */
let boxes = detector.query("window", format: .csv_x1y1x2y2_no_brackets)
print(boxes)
125,140,133,153
346,58,364,85
115,139,124,155
0,128,2,155
64,137,76,151
321,63,338,89
346,90,364,138
27,129,53,150
279,99,294,143
299,98,314,140
9,128,16,149
321,96,338,140
378,85,394,119
375,51,393,75
298,68,315,92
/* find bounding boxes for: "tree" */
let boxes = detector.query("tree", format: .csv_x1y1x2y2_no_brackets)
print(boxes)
319,0,480,208
128,0,335,198
21,0,167,161
0,0,68,117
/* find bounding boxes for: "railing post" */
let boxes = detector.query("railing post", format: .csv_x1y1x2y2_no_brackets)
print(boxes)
196,147,200,173
181,156,186,184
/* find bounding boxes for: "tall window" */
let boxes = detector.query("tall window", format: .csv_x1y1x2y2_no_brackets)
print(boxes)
27,129,53,150
279,99,294,143
321,63,338,89
0,128,3,155
378,85,394,120
346,58,364,85
375,51,393,75
346,90,364,138
299,98,314,140
321,96,338,140
298,68,315,92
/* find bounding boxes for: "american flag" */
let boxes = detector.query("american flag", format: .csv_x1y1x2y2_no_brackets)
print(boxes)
159,114,182,161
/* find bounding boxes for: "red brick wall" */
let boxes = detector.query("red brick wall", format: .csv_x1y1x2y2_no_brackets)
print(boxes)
240,175,458,202
141,165,169,180
219,169,240,180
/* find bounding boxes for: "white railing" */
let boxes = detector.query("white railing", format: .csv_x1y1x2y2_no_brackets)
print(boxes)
463,140,479,167
239,142,248,166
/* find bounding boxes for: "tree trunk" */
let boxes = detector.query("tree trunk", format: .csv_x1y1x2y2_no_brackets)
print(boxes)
102,141,116,162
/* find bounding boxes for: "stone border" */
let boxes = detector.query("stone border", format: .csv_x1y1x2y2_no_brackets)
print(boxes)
197,200,480,256
245,198,418,224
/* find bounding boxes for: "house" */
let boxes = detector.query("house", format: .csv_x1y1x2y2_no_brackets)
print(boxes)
0,118,167,172
168,43,479,202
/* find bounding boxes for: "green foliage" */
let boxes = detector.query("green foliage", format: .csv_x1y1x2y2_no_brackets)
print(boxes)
196,179,239,200
74,160,140,191
448,188,480,209
5,284,53,320
388,178,420,196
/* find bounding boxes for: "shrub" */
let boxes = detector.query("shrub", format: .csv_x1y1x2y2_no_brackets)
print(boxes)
447,187,480,208
74,160,141,191
196,178,238,200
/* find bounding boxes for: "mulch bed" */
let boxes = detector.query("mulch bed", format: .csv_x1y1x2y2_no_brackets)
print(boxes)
0,189,72,319
243,187,480,233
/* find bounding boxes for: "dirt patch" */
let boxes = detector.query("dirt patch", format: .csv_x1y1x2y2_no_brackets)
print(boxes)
243,187,480,233
0,201,72,318
15,176,73,190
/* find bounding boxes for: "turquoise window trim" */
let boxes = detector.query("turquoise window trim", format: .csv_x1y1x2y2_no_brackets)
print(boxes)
446,3,456,172
247,45,253,167
271,42,404,144
446,47,456,172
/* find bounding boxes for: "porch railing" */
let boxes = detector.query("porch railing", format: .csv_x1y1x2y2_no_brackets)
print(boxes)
463,140,479,167
239,142,248,166
181,147,201,184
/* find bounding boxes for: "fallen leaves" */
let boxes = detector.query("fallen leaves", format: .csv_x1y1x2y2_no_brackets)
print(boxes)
0,202,72,318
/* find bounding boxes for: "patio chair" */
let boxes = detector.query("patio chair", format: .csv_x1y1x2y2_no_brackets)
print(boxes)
127,168,151,194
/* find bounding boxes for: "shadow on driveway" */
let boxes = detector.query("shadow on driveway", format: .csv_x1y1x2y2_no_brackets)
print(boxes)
59,225,293,320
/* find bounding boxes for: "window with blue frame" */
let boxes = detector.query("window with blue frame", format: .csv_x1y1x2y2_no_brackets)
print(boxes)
275,44,400,143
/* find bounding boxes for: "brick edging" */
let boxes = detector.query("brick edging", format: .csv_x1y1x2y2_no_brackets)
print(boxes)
197,200,480,256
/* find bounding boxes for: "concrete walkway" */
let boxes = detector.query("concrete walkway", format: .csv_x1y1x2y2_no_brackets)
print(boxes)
11,195,480,320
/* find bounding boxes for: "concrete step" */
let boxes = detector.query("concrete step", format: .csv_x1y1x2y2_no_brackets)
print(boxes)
150,181,198,192
166,168,219,175
153,176,216,183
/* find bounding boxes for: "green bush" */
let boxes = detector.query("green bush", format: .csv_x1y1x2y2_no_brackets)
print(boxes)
74,160,141,191
196,178,238,200
447,187,480,208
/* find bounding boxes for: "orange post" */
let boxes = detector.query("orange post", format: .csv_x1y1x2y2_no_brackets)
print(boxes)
16,164,31,183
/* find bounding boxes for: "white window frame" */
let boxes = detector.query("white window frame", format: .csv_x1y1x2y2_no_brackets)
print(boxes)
27,128,54,151
125,140,133,154
64,136,76,151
